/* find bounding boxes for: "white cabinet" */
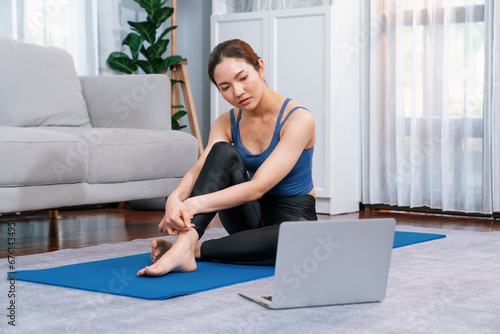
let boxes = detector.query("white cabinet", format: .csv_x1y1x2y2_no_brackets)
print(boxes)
211,5,360,215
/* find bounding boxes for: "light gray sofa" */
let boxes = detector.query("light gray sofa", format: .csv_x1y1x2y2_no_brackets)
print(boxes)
0,38,198,214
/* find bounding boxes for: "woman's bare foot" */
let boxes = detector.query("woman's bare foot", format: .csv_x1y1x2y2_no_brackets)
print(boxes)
150,238,173,263
137,228,198,277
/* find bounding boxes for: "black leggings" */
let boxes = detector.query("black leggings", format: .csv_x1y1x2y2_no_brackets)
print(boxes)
189,142,317,263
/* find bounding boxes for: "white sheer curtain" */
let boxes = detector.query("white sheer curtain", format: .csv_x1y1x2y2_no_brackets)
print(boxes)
0,2,15,39
484,0,500,213
1,0,120,76
360,0,499,214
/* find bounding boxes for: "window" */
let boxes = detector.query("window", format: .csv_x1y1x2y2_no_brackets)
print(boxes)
360,0,498,214
403,1,485,119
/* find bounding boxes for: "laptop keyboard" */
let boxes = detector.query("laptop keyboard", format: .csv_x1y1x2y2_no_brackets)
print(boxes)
262,296,272,302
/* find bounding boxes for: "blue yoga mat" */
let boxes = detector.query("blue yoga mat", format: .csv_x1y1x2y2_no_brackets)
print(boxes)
393,231,445,248
11,231,445,300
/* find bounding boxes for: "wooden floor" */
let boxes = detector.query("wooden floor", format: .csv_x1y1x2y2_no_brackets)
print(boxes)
1,207,499,259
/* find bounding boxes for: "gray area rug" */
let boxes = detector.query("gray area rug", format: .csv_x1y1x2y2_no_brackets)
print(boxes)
2,226,500,334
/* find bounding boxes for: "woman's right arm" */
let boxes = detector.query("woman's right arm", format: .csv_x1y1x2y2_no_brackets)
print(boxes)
158,111,233,234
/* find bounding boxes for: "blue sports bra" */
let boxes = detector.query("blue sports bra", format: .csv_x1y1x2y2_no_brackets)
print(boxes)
230,98,314,197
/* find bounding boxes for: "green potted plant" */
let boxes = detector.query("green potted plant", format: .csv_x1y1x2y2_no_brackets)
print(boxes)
107,0,187,130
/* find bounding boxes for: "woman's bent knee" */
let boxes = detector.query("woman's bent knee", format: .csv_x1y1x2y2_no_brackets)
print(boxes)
210,141,237,157
208,141,244,166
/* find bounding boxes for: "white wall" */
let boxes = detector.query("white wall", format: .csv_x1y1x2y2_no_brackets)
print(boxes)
177,0,213,146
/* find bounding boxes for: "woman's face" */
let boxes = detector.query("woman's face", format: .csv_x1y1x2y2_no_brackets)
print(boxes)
213,57,265,110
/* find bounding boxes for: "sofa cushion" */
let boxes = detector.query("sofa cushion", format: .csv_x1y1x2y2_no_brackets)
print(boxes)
79,75,172,130
0,127,89,187
44,127,198,184
0,38,91,127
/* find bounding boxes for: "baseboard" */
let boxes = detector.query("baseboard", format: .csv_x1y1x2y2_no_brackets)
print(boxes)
362,203,499,220
316,197,361,216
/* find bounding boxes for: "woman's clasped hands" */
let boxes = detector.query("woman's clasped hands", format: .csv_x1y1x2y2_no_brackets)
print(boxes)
158,196,196,235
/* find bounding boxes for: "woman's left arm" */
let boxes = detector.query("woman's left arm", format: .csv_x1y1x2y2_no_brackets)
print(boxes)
184,109,315,215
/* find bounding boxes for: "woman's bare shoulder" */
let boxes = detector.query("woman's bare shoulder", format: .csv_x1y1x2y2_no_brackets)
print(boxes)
209,109,235,143
284,100,314,123
280,101,315,147
213,109,234,126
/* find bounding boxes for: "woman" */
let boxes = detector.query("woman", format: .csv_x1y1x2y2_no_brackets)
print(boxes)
137,39,317,277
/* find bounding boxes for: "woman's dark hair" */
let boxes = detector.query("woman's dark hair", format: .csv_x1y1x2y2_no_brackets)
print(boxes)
207,39,261,86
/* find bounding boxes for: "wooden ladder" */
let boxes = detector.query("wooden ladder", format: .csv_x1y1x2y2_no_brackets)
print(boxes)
170,61,204,157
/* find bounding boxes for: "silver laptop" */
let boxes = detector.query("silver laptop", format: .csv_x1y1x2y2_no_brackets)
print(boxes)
239,218,396,309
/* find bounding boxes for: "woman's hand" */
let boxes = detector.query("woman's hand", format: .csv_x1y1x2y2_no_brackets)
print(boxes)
158,196,195,235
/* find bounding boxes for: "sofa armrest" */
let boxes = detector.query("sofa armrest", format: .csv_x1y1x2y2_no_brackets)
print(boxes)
79,74,171,130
